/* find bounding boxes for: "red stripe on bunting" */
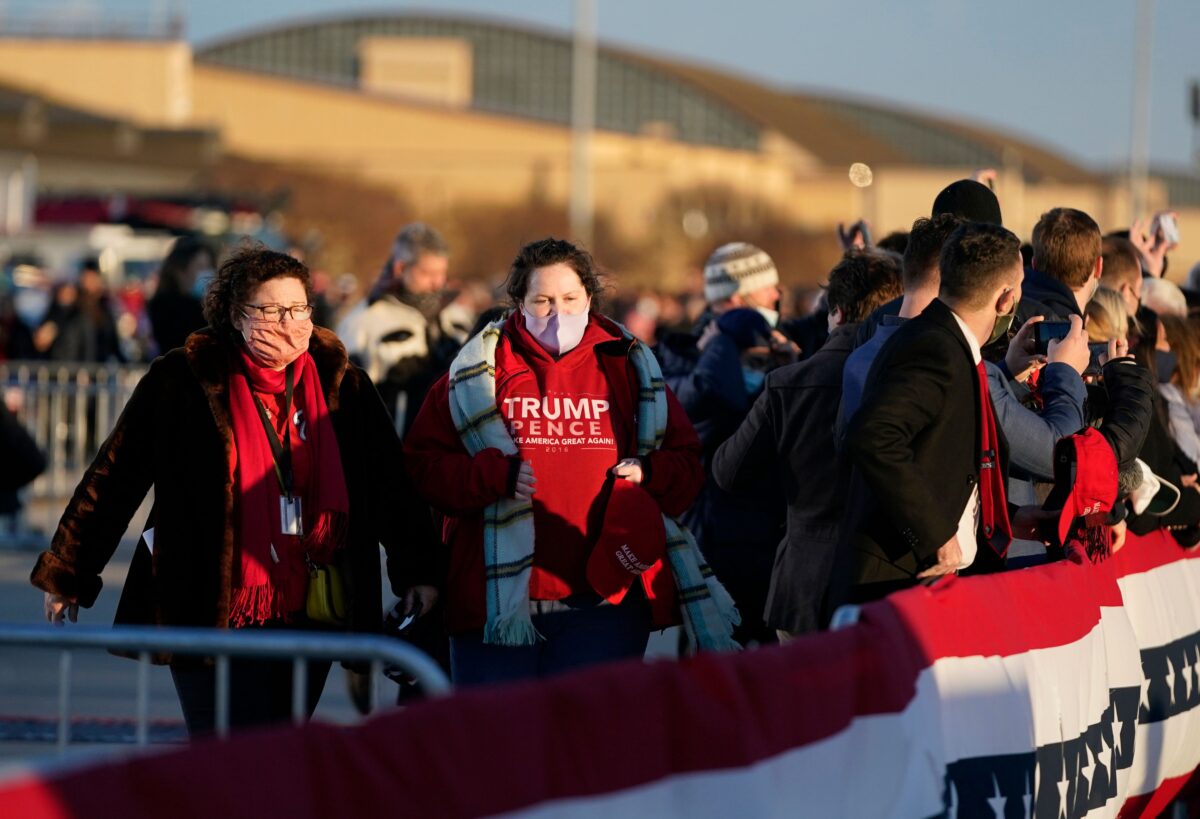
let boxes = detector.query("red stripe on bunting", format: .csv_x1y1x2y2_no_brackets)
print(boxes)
0,530,1196,819
1118,767,1200,818
877,529,1192,663
0,603,928,819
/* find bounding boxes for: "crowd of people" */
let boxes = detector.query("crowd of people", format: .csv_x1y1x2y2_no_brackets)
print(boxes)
23,175,1200,736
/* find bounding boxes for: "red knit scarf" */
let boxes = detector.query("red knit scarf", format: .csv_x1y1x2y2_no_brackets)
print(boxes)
228,348,350,626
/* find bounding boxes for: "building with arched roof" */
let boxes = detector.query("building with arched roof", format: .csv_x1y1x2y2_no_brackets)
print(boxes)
0,10,1194,283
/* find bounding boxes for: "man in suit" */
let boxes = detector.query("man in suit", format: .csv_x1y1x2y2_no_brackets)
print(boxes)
832,222,1050,610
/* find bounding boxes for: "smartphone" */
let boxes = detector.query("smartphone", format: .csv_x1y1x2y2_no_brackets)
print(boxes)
1033,321,1071,355
1154,213,1181,245
385,599,423,636
1087,341,1109,373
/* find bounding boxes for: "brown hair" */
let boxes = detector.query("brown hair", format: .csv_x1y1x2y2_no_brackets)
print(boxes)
825,249,903,323
1161,314,1200,397
1099,235,1142,292
202,244,311,339
1031,208,1102,289
504,238,606,307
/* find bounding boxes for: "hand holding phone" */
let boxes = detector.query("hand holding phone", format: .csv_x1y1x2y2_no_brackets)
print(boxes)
1151,211,1181,247
1044,316,1090,375
384,599,423,636
1033,320,1071,355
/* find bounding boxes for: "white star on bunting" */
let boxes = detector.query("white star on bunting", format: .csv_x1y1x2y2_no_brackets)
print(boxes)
987,775,1006,818
1165,656,1177,706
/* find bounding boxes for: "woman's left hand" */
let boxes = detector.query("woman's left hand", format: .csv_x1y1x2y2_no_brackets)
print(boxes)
402,585,439,617
612,458,644,484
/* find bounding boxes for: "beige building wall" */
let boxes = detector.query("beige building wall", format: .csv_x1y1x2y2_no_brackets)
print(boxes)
0,39,191,126
0,37,1193,275
358,37,473,108
191,64,804,240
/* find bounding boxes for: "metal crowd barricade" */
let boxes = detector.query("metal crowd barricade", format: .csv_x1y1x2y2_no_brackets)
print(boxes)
1,361,147,541
0,623,451,752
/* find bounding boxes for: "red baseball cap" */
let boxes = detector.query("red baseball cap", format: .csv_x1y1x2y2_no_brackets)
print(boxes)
1044,428,1118,548
586,480,667,604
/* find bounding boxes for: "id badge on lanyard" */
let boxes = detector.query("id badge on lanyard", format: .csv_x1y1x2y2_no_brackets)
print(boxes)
280,495,303,537
255,365,305,538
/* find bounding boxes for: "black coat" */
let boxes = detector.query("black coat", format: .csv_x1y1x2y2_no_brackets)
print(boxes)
1020,268,1082,321
833,299,1009,609
712,324,858,634
1128,396,1200,544
856,294,1053,351
655,330,783,553
31,327,440,662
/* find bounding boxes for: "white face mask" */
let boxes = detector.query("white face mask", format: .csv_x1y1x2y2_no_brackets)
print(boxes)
522,305,590,354
754,305,779,328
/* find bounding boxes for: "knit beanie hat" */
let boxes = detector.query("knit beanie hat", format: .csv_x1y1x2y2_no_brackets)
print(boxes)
703,243,779,303
932,179,1003,226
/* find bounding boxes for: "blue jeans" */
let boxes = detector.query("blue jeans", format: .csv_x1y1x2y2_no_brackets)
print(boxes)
450,592,651,687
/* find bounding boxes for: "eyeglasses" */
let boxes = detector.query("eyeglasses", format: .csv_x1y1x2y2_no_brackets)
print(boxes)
240,303,314,322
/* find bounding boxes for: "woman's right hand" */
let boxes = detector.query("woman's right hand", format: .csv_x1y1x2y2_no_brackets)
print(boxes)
44,592,78,625
513,461,536,502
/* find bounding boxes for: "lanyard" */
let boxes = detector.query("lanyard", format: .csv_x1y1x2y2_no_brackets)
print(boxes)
252,364,295,497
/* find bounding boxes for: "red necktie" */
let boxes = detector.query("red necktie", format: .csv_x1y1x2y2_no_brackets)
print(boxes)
976,362,1012,556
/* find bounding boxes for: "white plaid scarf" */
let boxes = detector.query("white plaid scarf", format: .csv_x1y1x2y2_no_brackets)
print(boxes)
447,317,739,650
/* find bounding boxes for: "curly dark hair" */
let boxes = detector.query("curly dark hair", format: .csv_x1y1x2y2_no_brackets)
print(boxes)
202,244,311,338
503,238,606,307
938,222,1022,310
825,249,903,323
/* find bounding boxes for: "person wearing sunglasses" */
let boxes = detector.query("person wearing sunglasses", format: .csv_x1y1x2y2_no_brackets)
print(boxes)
32,244,440,736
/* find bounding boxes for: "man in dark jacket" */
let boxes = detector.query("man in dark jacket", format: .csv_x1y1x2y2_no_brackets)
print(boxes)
1022,208,1104,321
831,223,1048,612
656,242,796,644
337,223,470,434
711,249,901,637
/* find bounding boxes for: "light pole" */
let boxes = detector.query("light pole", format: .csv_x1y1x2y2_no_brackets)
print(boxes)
1128,0,1155,220
569,0,597,248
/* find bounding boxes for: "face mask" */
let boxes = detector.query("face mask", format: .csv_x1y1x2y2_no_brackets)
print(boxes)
240,316,313,369
522,306,590,355
1155,350,1178,384
987,293,1017,346
987,311,1016,346
191,269,214,300
742,367,766,395
398,289,444,320
754,305,779,328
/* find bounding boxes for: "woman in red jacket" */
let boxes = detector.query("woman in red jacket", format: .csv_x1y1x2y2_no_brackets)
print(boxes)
405,238,711,686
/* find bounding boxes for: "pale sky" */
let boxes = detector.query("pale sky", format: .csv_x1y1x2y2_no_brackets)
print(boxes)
131,1,1200,170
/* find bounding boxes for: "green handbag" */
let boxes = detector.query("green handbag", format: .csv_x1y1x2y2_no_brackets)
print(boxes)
305,558,347,625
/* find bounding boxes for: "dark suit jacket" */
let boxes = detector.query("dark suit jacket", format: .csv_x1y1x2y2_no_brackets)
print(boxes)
832,299,1009,609
711,323,858,635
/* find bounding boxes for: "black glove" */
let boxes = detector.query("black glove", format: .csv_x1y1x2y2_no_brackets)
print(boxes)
716,308,771,350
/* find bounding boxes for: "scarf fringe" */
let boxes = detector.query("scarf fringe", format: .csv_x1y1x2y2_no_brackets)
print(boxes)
483,615,543,647
228,584,299,628
305,510,348,563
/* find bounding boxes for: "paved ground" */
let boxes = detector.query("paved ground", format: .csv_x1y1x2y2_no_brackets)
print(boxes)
0,496,682,776
0,504,370,773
